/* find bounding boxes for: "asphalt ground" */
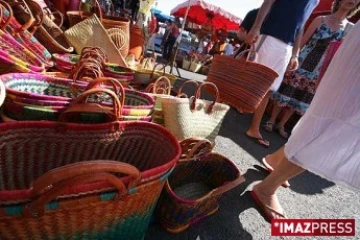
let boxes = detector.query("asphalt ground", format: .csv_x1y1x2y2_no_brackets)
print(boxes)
145,69,360,240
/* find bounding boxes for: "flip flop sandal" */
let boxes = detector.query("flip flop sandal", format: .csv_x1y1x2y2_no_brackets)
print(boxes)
262,158,291,188
263,122,275,132
245,133,270,148
251,191,287,221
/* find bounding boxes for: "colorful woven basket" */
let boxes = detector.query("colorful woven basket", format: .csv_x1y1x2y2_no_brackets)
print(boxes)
0,1,53,68
0,29,45,73
156,139,244,233
52,53,135,81
0,120,181,239
2,73,154,120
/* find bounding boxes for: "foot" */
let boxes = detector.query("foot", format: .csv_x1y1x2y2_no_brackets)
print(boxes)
263,121,275,132
277,126,289,138
262,158,291,188
246,130,270,148
252,185,287,220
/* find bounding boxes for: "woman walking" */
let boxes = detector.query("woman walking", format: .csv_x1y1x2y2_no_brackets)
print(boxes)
251,19,360,220
264,0,360,138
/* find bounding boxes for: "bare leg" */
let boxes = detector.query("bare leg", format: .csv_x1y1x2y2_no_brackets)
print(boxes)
246,93,271,146
278,108,294,129
264,146,285,169
253,157,305,219
262,146,290,187
277,108,294,138
267,103,283,125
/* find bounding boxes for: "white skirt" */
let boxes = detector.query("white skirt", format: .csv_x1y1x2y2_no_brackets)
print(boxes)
255,35,293,92
285,21,360,190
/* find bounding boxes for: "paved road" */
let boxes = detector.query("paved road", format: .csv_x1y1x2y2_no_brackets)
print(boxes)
145,72,360,240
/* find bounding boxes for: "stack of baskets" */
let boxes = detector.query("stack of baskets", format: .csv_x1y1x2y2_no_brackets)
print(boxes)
52,53,135,84
145,76,174,126
1,73,155,122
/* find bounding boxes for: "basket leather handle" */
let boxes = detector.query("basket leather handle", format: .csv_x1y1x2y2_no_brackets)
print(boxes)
150,62,166,79
150,76,171,94
179,138,213,162
26,173,126,217
191,82,220,114
23,0,46,34
27,161,141,216
0,0,12,31
31,160,141,197
86,77,126,107
177,80,199,98
59,88,122,122
70,63,104,81
211,174,245,196
79,0,103,22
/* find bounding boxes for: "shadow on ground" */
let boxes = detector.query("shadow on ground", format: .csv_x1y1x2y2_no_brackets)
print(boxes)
174,79,335,196
145,168,270,240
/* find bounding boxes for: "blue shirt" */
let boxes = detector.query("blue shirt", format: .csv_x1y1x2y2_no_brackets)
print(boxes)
261,0,319,46
240,9,259,32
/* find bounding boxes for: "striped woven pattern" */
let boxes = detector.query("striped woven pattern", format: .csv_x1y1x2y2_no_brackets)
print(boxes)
156,153,243,233
0,121,180,239
1,8,53,67
0,30,45,73
1,73,155,120
206,53,279,113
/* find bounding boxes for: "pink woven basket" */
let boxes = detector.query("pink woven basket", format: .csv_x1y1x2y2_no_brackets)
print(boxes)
0,1,53,68
0,29,45,73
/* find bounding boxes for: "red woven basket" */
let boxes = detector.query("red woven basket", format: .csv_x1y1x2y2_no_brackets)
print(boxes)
0,120,180,239
206,48,279,113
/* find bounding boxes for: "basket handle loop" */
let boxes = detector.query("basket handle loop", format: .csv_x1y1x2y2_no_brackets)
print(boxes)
150,76,171,95
0,0,11,31
177,80,199,98
179,138,213,162
86,77,126,107
150,62,166,80
27,161,141,216
79,0,103,23
190,82,220,114
69,62,104,81
59,88,122,123
22,0,46,35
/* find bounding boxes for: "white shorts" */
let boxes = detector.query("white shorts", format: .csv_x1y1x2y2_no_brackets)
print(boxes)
254,35,293,92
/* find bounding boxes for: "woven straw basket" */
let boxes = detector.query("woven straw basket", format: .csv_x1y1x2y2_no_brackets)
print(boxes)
161,82,230,143
0,120,180,239
156,139,244,233
206,48,279,113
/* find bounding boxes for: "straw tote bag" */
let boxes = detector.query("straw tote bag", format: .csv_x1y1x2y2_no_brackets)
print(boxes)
206,43,279,113
64,14,127,67
161,82,230,143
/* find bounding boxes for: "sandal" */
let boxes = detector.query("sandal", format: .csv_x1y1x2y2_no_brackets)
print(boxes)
277,126,289,138
251,191,287,221
245,133,270,148
263,122,275,132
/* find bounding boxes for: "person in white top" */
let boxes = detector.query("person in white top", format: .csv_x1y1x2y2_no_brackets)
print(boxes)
251,20,360,221
224,40,235,55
